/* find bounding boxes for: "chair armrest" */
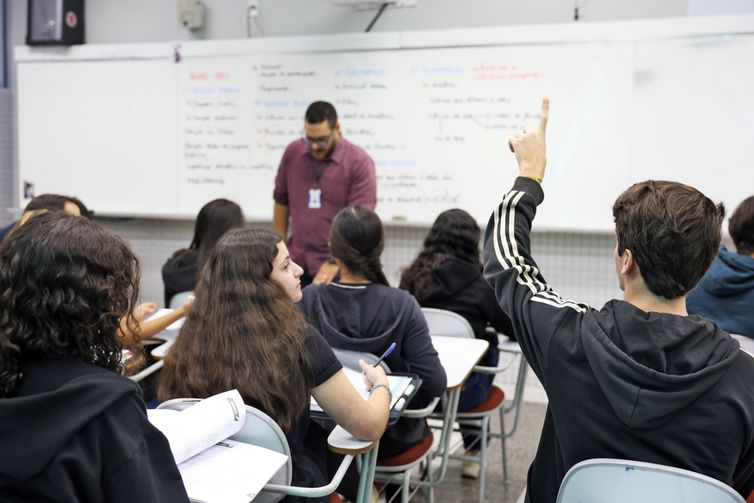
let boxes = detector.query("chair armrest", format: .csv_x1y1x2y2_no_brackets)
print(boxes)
402,396,441,418
263,454,354,497
128,359,164,383
327,425,376,455
499,341,522,354
472,347,522,374
471,363,510,375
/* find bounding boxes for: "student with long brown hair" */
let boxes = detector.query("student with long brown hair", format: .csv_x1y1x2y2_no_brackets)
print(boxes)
301,205,447,460
158,228,389,502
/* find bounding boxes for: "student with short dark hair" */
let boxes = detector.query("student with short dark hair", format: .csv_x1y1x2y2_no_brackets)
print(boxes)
301,205,447,459
483,99,754,502
162,198,244,306
0,212,189,502
687,195,754,339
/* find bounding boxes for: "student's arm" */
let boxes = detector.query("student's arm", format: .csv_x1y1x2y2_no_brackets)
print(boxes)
273,202,289,239
480,280,515,338
312,261,338,285
311,360,390,441
482,99,587,381
118,301,192,348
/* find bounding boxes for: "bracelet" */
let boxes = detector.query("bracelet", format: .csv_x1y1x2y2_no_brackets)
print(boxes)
370,383,392,401
522,175,543,184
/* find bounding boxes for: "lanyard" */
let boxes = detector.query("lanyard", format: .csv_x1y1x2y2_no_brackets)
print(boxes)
310,158,328,188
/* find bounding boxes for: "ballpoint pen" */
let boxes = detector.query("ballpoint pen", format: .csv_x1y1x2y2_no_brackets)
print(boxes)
373,342,396,368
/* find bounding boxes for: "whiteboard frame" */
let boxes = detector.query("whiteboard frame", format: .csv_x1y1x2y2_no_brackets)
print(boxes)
13,13,754,228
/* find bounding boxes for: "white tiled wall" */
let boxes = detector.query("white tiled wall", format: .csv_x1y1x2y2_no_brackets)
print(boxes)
99,218,623,311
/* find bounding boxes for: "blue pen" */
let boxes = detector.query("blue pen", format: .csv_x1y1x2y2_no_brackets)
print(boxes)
373,342,396,368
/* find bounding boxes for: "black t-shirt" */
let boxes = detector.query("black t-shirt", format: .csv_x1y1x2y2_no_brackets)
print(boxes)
286,326,341,498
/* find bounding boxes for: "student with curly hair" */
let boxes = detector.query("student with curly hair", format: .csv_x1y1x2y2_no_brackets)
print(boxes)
158,228,390,502
0,212,189,502
301,205,447,460
400,208,514,478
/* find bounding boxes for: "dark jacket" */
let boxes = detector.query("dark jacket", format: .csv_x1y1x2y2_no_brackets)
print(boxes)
687,246,754,339
0,358,189,502
483,177,754,502
413,256,514,367
301,282,447,447
161,249,199,306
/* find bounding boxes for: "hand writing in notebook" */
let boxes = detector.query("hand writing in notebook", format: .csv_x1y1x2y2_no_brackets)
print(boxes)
358,359,388,391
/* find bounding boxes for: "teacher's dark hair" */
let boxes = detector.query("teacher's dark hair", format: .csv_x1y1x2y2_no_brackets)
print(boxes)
400,209,481,303
0,212,139,397
158,228,312,432
305,101,338,129
329,205,389,286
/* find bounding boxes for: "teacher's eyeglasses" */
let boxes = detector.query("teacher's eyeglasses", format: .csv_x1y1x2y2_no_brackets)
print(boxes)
301,130,335,149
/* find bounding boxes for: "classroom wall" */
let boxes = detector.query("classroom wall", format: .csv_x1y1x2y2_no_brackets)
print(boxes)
0,90,12,228
8,0,691,46
4,0,748,399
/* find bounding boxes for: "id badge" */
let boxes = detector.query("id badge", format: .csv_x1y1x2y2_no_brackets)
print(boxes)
308,188,322,209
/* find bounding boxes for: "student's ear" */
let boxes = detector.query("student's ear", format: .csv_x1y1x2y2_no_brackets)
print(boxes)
621,249,636,276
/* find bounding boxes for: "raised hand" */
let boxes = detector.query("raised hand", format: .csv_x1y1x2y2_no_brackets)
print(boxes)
508,98,549,182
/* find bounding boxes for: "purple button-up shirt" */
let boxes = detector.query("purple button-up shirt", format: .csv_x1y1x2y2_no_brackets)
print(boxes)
273,137,376,274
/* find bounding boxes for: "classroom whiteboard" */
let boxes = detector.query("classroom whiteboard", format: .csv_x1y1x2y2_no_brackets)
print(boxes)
15,15,754,230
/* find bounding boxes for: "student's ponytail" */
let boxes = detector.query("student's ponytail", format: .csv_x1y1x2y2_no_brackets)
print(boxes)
330,206,389,285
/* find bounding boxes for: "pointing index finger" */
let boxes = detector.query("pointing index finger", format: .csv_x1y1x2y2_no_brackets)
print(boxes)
539,98,549,135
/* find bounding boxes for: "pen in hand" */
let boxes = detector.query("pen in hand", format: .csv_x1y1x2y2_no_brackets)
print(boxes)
373,342,396,368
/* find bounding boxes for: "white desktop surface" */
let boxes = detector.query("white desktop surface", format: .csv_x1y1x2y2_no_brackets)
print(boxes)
431,335,489,390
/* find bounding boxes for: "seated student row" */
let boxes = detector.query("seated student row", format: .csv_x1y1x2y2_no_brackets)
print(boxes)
160,200,515,471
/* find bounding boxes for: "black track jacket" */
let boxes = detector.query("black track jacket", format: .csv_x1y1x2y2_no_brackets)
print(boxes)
483,177,754,502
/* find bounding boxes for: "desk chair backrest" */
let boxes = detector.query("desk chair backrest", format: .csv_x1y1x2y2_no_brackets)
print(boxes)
157,398,293,503
169,291,194,309
421,307,475,340
732,334,754,355
556,458,745,503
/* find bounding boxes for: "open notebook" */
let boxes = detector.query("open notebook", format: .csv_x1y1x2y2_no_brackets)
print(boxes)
310,367,415,413
148,390,287,503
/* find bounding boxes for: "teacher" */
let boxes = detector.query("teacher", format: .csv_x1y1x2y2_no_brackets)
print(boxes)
273,101,377,286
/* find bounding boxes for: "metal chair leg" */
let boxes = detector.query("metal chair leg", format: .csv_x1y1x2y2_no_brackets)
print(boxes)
478,416,488,503
500,405,509,483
